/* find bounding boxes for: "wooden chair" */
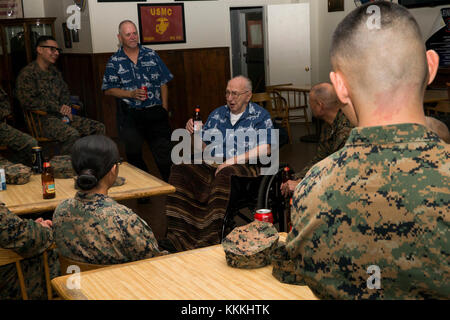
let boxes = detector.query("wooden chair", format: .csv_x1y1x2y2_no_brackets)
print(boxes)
425,100,450,116
251,92,292,143
0,246,54,300
270,87,312,135
23,105,81,143
59,255,108,274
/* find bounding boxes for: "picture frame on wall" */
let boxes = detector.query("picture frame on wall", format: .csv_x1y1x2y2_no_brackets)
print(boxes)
0,0,24,19
328,0,344,12
138,3,186,45
62,22,72,48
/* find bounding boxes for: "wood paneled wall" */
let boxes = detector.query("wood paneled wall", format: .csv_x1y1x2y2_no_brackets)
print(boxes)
58,47,230,138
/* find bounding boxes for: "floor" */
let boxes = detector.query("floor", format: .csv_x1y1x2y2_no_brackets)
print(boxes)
120,122,318,241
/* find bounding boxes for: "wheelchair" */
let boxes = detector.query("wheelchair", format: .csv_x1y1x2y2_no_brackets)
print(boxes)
221,163,293,240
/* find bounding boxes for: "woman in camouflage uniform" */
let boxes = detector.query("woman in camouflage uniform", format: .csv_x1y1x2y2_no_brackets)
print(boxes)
53,135,163,266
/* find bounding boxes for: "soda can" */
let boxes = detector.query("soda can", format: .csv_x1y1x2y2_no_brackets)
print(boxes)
0,168,6,190
254,209,273,224
140,86,148,100
32,146,43,174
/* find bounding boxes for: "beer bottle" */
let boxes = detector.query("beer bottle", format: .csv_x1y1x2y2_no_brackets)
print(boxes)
282,166,291,183
193,106,202,132
41,158,56,199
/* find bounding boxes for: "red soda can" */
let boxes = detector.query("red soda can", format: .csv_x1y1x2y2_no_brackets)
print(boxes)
254,209,274,224
140,86,148,100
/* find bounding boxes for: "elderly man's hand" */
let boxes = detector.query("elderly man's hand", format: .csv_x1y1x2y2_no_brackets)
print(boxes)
281,179,301,197
186,118,194,134
60,104,73,121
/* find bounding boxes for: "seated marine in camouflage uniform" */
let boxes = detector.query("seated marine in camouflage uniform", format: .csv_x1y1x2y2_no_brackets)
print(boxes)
0,203,59,299
0,87,38,166
15,36,105,155
281,82,353,196
53,135,164,266
285,2,449,299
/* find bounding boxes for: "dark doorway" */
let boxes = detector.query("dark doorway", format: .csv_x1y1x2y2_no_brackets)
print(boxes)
230,7,265,93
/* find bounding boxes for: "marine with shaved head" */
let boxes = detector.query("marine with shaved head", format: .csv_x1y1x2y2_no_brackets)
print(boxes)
285,2,449,299
280,82,353,197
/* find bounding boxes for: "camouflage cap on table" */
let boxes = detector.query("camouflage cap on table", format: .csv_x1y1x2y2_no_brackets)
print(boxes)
0,157,32,184
4,163,32,185
222,220,279,269
50,155,75,179
271,242,305,285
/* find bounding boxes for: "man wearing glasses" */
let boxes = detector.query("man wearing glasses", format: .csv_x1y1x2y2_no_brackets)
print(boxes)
162,76,274,253
16,36,105,155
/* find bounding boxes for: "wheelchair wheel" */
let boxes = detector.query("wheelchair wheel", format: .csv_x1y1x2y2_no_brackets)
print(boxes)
256,165,289,231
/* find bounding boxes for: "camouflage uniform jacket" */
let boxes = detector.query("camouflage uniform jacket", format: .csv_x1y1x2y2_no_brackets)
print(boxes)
0,203,56,299
0,87,11,120
294,110,353,180
16,61,71,116
286,123,450,300
53,192,161,265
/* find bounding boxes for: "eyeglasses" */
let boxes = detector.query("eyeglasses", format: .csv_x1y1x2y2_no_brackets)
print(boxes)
225,90,249,98
39,45,62,53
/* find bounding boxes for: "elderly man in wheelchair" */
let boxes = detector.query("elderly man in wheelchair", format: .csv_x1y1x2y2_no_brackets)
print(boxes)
161,76,284,253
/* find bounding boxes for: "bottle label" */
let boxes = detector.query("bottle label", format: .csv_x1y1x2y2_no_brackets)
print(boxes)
193,121,203,132
43,182,56,194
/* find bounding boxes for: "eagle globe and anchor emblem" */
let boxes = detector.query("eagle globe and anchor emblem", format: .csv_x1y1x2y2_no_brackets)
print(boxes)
156,17,170,35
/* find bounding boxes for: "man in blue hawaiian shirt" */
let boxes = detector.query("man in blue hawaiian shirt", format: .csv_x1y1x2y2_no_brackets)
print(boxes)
161,76,276,252
102,20,173,182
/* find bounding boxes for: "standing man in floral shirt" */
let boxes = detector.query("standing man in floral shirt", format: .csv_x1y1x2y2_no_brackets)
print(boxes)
102,20,173,182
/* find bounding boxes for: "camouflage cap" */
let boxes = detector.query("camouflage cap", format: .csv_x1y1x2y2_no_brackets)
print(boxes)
4,163,32,185
222,220,279,269
73,176,126,190
50,155,75,179
271,242,305,285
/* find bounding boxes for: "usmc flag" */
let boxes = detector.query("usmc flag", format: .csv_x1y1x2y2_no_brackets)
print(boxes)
138,3,186,45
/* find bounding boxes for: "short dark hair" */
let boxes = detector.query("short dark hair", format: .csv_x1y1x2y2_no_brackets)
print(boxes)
35,35,57,50
71,135,120,191
330,1,428,91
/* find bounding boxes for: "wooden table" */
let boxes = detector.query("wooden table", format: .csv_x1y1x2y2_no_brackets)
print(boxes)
270,84,311,92
51,234,317,300
424,89,448,104
0,162,175,215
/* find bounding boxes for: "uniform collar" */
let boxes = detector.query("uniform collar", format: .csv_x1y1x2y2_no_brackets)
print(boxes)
75,192,109,203
346,123,441,146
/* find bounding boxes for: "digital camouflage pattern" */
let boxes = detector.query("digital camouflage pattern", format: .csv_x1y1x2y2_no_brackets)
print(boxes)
294,110,353,180
271,242,305,285
16,61,105,155
286,124,450,300
50,155,74,179
0,203,59,299
53,192,163,265
0,157,32,185
0,87,38,166
222,220,279,269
